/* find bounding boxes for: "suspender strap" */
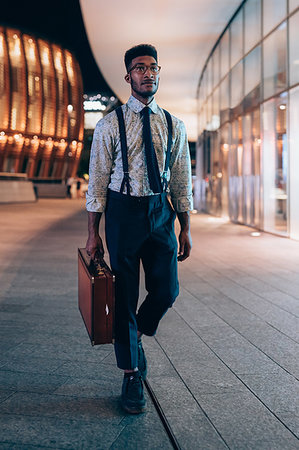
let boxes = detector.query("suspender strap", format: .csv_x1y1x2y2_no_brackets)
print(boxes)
115,105,173,194
162,109,173,191
115,106,131,195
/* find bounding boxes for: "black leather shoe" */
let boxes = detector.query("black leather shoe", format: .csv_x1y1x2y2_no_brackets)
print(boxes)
138,339,147,380
121,370,146,414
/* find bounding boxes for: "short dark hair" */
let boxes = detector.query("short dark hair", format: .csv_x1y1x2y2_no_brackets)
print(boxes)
124,44,158,72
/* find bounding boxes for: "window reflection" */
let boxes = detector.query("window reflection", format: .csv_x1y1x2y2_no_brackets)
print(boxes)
0,28,10,130
38,40,56,136
230,61,243,117
23,35,42,135
6,30,26,132
289,86,299,239
220,75,229,125
289,11,299,87
263,22,287,100
263,0,287,36
220,30,229,79
262,95,288,234
230,9,243,68
213,46,220,88
244,0,261,54
289,0,299,12
244,45,261,110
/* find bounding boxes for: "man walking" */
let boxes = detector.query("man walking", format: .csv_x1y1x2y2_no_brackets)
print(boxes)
86,44,192,414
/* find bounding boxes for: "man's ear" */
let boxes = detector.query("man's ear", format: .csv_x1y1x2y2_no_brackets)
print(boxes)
125,73,131,84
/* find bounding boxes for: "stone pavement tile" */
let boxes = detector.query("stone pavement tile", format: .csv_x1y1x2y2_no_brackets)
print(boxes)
0,340,26,357
261,290,299,317
195,391,299,449
175,287,225,328
53,377,120,398
100,351,117,366
236,323,299,378
0,389,15,404
196,271,299,342
239,372,299,414
277,412,299,437
193,326,282,375
159,309,280,376
0,369,68,393
2,339,111,364
111,409,172,449
0,443,58,450
0,392,124,425
0,355,65,375
148,375,227,449
143,338,178,378
52,360,119,380
0,413,123,449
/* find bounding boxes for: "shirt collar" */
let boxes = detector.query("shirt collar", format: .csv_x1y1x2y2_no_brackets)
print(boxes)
127,95,158,114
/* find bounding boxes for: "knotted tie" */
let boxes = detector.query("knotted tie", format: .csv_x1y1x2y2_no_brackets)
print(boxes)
141,106,162,193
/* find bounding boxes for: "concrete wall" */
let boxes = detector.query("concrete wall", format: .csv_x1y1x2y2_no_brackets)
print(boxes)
0,177,36,203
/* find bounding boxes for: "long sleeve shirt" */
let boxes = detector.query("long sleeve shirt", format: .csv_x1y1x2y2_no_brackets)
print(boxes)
86,95,193,213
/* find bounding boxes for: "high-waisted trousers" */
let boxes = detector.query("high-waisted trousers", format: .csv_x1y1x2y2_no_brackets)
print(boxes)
105,189,179,370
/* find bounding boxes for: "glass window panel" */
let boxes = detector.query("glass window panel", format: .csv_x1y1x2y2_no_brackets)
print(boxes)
289,11,299,86
206,95,213,130
220,29,229,79
220,123,230,217
65,51,82,139
53,45,68,138
289,85,299,239
206,58,213,96
212,86,220,130
201,70,207,104
7,30,27,132
220,74,230,124
23,35,42,135
263,22,287,100
38,39,56,136
230,60,243,111
213,46,220,87
244,45,261,109
0,28,10,130
230,9,243,68
289,0,299,13
244,0,261,53
262,94,288,235
263,0,287,36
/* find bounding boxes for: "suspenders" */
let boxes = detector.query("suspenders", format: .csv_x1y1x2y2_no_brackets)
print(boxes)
115,106,173,196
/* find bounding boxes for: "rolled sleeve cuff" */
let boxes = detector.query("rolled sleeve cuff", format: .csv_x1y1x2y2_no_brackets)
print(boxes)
85,191,107,213
172,195,193,213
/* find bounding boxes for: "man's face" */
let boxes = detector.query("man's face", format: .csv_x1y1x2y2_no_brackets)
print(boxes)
125,55,160,99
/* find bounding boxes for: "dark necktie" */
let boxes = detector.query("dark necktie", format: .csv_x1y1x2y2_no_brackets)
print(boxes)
141,107,162,194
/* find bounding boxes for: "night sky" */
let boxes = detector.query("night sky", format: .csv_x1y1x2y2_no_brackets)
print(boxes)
1,0,114,95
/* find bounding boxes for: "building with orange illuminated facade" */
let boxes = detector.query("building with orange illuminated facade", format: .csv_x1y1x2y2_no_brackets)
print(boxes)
0,26,84,179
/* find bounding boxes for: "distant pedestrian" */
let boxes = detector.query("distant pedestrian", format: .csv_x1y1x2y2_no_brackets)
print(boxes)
86,44,192,414
66,176,74,198
76,177,82,199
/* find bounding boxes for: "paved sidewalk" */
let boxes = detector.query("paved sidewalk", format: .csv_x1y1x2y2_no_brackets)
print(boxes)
0,199,298,449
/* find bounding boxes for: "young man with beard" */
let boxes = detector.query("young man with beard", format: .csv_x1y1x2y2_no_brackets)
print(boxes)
86,44,192,414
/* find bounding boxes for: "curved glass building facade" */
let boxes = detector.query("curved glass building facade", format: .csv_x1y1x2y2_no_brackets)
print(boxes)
196,0,299,239
0,26,84,179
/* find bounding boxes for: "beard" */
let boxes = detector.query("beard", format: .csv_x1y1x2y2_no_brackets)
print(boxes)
130,78,159,98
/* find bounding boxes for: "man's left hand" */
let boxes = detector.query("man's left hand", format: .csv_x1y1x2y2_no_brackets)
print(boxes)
178,230,192,261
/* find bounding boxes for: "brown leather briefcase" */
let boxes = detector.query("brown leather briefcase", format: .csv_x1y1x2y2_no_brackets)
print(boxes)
78,248,115,345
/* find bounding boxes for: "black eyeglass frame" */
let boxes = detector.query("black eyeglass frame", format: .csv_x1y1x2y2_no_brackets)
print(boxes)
127,64,161,75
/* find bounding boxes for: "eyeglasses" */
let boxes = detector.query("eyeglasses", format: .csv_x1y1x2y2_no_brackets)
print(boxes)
128,64,161,75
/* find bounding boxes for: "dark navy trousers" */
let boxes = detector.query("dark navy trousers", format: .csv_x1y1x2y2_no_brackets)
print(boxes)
105,189,179,370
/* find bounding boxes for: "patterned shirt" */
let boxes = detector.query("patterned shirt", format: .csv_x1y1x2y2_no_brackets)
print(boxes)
86,95,193,213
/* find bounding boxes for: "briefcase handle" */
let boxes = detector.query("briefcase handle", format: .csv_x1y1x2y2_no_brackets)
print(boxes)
93,256,110,275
